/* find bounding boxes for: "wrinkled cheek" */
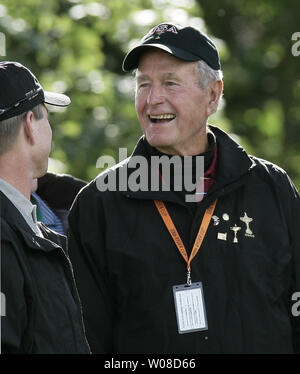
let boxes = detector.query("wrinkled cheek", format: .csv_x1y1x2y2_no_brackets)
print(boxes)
135,104,147,133
135,92,147,115
135,94,141,112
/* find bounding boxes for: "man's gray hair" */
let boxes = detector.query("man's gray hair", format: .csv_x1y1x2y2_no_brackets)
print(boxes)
0,104,44,156
194,60,223,114
194,59,223,90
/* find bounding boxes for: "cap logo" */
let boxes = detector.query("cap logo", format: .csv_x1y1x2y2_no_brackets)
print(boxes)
25,88,40,101
149,24,178,40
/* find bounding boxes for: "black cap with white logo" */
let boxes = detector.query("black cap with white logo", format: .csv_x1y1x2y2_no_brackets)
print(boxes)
0,61,71,121
122,23,221,72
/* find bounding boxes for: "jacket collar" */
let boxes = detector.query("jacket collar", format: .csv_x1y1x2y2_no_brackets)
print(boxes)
0,191,66,252
0,177,42,235
206,125,256,196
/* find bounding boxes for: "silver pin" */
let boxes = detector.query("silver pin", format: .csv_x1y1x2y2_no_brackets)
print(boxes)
217,232,227,241
230,224,241,243
212,215,220,226
240,212,254,237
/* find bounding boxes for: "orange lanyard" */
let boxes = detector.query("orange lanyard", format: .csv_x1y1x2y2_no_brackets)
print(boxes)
154,199,217,285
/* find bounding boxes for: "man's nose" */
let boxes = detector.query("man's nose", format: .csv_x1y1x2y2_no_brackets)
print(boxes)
146,84,165,106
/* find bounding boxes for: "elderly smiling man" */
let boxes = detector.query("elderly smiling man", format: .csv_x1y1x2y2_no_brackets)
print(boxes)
68,23,300,354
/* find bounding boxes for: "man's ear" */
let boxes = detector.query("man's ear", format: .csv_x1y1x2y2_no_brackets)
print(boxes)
23,111,35,145
206,80,223,116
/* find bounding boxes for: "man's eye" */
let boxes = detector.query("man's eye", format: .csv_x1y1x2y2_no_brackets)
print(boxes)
166,81,177,86
138,83,150,89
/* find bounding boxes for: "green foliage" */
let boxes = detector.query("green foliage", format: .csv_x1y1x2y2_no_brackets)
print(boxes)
198,0,300,189
0,0,299,190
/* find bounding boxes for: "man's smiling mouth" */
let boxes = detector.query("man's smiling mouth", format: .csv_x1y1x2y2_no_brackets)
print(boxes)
149,113,176,123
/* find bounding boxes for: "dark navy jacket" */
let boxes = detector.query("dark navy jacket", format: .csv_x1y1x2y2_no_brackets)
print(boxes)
68,125,300,354
1,192,90,354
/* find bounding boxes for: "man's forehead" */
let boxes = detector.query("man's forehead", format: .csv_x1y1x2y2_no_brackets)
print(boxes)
136,71,179,81
136,59,196,82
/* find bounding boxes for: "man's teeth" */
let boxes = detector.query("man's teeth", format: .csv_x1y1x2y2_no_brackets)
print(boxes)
150,114,176,120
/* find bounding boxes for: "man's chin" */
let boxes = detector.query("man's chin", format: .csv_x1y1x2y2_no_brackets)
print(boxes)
145,134,172,149
36,164,48,179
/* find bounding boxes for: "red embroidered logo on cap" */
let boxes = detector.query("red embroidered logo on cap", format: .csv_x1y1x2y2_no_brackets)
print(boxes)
148,24,178,39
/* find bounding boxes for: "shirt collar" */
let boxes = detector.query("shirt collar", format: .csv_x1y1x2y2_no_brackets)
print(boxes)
0,177,42,236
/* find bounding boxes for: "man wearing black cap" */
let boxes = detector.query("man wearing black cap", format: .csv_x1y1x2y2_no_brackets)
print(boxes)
68,23,300,354
0,61,90,354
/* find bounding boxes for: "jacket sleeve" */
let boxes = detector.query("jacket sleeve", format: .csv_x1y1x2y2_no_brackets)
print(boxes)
67,184,114,353
287,177,300,353
275,169,300,353
1,226,28,353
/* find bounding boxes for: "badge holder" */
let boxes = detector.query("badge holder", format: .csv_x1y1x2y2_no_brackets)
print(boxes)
172,281,208,334
154,199,217,335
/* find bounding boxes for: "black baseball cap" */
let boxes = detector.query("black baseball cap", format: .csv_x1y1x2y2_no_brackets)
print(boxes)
122,22,221,72
0,61,71,121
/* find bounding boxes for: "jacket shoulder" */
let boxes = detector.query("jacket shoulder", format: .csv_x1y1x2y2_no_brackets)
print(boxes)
0,194,29,239
1,215,17,241
73,156,131,204
250,155,285,173
250,155,299,197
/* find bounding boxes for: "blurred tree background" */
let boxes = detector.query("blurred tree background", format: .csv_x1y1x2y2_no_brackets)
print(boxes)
0,0,299,190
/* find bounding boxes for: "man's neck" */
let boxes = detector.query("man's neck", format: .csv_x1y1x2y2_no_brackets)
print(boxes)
155,139,209,156
0,152,32,200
